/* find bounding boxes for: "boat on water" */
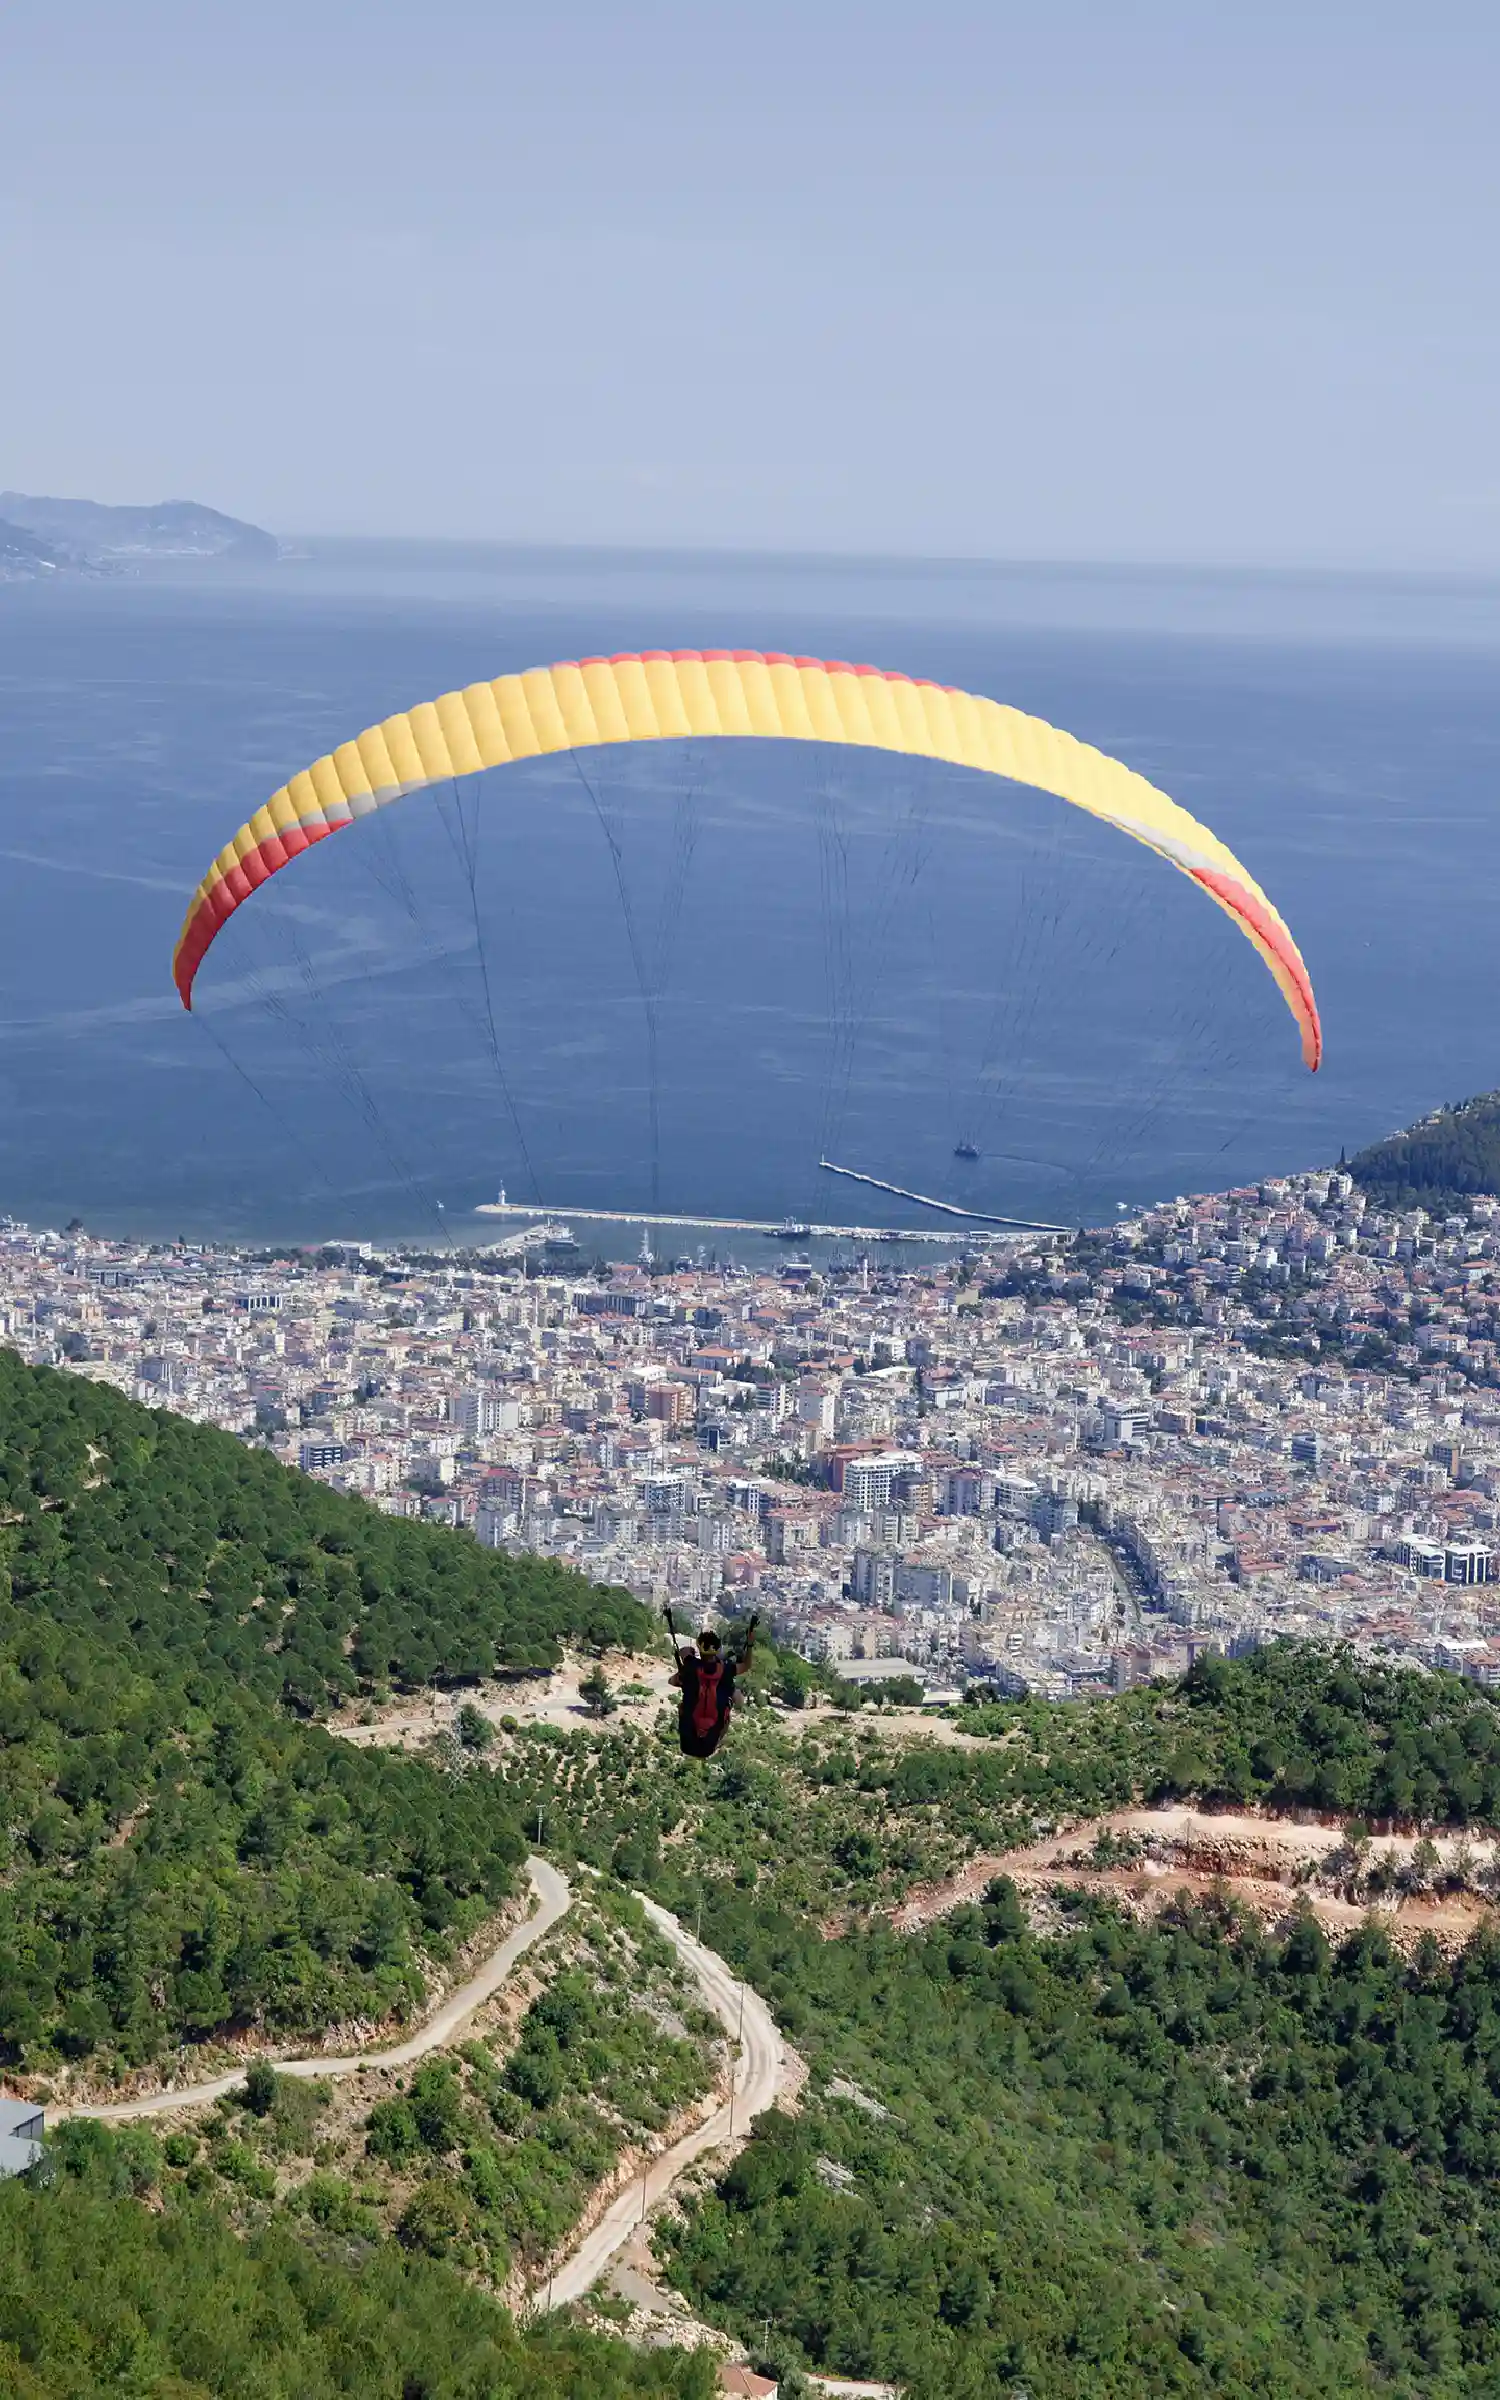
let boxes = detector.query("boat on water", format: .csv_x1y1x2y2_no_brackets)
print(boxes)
770,1218,812,1239
543,1227,580,1256
953,1139,980,1161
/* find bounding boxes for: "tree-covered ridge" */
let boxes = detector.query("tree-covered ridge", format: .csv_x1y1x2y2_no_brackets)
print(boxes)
0,1351,649,1711
487,1652,1500,2395
957,1644,1500,1825
0,1351,650,2069
0,1688,527,2068
0,2158,716,2399
665,1888,1500,2398
1350,1090,1500,1206
498,1651,1500,1950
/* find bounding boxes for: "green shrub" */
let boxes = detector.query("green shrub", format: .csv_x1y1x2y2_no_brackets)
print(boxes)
365,2098,422,2165
397,2174,467,2258
242,2060,278,2117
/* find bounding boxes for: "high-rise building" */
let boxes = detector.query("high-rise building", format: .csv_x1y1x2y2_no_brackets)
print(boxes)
796,1381,837,1437
452,1386,507,1437
842,1458,894,1512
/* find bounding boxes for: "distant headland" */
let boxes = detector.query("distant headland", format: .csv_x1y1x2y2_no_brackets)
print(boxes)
0,490,277,580
1348,1091,1500,1209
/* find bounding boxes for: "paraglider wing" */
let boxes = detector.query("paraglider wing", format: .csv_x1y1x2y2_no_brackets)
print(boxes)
172,650,1320,1068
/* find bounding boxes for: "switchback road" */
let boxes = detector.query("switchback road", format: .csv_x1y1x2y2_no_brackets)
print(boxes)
542,1894,786,2309
61,1857,571,2122
58,1858,789,2328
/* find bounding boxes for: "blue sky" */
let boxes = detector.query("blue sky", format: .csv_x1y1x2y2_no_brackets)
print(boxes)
5,0,1498,565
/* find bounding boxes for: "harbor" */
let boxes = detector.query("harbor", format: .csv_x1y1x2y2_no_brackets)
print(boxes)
474,1192,1033,1246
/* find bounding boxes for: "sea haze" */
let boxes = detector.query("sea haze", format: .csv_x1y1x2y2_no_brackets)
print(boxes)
1,545,1498,1250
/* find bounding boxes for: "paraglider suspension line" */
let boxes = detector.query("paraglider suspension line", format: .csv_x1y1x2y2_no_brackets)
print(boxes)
571,751,665,1212
194,1015,348,1218
432,778,543,1203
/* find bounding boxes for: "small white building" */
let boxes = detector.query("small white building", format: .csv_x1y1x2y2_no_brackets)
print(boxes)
0,2098,43,2178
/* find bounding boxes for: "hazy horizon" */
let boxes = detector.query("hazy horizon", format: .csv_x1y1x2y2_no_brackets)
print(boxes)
7,0,1500,573
23,517,1500,599
288,535,1500,585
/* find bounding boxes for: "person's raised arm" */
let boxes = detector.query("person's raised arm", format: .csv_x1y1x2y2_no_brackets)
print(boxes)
665,1604,687,1688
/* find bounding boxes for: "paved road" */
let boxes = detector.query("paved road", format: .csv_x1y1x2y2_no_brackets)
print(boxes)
60,1857,572,2123
805,2380,901,2398
543,1895,785,2309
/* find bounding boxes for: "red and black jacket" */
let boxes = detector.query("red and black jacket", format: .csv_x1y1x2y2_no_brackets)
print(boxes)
676,1652,738,1756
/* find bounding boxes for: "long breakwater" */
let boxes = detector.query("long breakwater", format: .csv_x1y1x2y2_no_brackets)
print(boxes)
816,1158,1071,1233
476,1199,1007,1245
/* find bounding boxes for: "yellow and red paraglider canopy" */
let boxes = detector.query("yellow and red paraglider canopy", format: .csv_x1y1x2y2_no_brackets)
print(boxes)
173,647,1320,1069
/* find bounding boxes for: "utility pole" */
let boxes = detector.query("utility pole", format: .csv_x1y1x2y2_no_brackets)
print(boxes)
728,1979,747,2138
536,1803,544,1846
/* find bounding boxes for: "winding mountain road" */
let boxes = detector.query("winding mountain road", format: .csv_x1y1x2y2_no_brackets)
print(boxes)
542,1894,786,2309
55,1855,788,2321
60,1857,572,2123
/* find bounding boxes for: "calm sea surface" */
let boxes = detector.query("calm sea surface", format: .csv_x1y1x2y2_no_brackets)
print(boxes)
2,544,1499,1254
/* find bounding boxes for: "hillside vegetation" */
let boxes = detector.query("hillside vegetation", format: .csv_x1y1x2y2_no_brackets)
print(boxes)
86,1880,726,2288
0,2159,716,2399
501,1646,1500,1934
666,1890,1500,2399
17,1341,1500,2393
499,1651,1500,2398
1350,1092,1500,1206
0,1353,648,2067
0,1351,711,2395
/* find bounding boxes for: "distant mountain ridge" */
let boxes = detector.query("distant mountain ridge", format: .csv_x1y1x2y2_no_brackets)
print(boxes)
0,490,277,574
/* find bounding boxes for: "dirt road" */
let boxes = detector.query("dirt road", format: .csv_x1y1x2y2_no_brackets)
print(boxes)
889,1806,1500,1951
541,1894,787,2309
59,1857,572,2122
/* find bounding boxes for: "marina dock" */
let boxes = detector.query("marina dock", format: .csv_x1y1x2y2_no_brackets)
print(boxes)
476,1177,1071,1241
475,1199,1018,1245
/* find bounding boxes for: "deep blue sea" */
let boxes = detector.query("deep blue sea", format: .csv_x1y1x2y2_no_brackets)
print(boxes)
3,543,1500,1255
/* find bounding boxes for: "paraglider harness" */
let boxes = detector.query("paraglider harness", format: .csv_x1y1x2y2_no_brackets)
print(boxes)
666,1608,758,1759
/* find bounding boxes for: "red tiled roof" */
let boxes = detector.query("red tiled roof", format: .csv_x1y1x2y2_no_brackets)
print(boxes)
719,2370,778,2398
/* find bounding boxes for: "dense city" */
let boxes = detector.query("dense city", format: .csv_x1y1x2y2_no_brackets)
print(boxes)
7,1160,1500,1706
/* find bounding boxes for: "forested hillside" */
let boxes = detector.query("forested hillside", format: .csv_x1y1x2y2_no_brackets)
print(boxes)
0,1353,649,2066
0,2160,716,2398
15,1331,1500,2396
0,1353,705,2391
506,1647,1500,1933
1351,1091,1500,1206
499,1652,1500,2398
0,1882,726,2398
666,1892,1500,2398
